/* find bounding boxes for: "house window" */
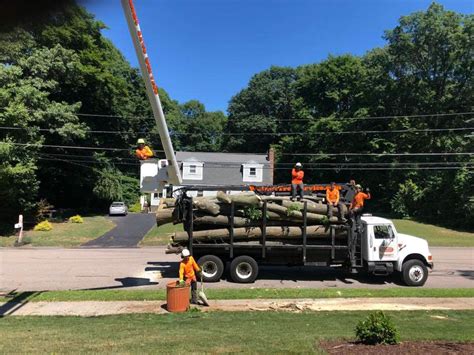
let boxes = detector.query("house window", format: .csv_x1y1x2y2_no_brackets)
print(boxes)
182,161,203,180
242,164,263,182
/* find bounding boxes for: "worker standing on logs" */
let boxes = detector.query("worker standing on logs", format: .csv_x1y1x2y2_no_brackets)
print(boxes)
291,162,304,201
135,138,154,160
326,182,346,222
349,184,371,230
179,248,202,304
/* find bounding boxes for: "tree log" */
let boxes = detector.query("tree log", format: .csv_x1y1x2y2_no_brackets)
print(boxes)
173,225,346,242
156,208,174,226
216,191,262,207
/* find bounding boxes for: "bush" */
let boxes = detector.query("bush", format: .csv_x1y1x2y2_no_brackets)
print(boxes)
128,201,142,213
69,215,84,223
33,220,53,232
355,311,399,345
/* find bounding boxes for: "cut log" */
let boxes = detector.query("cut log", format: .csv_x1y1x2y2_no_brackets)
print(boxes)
216,191,262,207
173,225,346,242
193,199,221,215
156,208,174,226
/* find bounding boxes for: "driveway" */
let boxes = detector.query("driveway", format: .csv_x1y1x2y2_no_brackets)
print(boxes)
81,213,156,248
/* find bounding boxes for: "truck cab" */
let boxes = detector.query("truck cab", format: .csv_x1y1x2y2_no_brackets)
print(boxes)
361,216,433,286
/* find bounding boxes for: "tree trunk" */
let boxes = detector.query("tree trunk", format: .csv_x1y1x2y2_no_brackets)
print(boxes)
173,225,346,242
216,191,262,207
156,208,174,226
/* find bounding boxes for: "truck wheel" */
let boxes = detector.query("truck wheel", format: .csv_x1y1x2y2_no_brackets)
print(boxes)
230,256,258,283
197,255,224,282
402,259,428,286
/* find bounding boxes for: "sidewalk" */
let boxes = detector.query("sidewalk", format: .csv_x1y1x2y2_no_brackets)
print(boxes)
2,297,473,316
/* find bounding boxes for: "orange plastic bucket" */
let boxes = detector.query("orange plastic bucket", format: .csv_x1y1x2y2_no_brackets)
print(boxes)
166,281,190,312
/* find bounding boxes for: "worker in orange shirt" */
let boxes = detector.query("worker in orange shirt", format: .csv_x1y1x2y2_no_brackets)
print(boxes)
135,138,154,160
326,182,346,222
178,248,202,304
349,184,371,229
291,162,304,201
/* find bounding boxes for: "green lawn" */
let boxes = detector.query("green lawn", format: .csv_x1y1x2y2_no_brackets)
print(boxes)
0,216,115,247
140,222,183,246
0,311,472,353
392,219,474,247
2,288,473,303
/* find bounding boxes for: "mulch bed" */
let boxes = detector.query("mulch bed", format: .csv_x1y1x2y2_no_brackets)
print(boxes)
319,341,474,354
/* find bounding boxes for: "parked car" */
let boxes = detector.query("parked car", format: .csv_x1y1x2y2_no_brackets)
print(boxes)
109,202,128,216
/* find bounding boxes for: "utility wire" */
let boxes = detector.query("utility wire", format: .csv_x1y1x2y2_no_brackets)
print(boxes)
1,126,472,136
2,107,473,121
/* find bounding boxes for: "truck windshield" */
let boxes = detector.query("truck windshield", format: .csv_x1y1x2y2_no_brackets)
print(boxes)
373,225,394,239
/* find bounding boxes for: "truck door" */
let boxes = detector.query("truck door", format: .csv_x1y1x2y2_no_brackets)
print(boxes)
368,224,398,261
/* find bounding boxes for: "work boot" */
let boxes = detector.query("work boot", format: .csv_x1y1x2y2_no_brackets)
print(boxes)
191,291,198,305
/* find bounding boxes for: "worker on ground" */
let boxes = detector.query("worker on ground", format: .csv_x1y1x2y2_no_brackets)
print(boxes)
135,138,154,160
179,248,202,304
326,182,346,222
349,184,371,230
291,162,304,201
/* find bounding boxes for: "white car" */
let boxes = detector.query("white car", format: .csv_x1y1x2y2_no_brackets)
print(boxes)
109,202,128,216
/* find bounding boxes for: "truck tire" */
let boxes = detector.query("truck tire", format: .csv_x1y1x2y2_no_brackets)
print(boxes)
197,255,224,282
230,256,258,283
402,259,428,286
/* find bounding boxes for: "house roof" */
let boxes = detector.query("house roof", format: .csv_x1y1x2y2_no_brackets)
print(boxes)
175,151,273,186
176,151,269,164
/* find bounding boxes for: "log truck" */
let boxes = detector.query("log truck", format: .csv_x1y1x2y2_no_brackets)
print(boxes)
122,0,433,287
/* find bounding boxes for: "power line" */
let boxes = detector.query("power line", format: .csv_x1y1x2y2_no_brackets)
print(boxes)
35,158,473,171
7,142,164,153
1,125,472,136
2,107,473,121
283,152,473,156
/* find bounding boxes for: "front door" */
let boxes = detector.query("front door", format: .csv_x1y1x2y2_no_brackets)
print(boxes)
368,224,398,261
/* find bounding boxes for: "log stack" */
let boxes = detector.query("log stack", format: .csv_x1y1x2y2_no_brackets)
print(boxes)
157,191,349,246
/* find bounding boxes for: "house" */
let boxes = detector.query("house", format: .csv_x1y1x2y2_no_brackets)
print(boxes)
173,150,274,197
141,149,274,210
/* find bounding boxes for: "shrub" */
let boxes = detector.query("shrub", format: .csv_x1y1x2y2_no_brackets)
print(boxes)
69,215,84,223
355,311,399,345
33,220,53,232
128,201,142,213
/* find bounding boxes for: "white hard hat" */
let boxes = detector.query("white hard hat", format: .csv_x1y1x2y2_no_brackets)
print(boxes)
295,162,302,167
137,138,145,144
181,248,190,258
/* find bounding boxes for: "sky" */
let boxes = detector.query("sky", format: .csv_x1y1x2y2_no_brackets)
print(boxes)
82,0,473,113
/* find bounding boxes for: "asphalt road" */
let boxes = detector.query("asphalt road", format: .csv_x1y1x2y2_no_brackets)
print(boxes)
82,214,156,248
0,247,472,292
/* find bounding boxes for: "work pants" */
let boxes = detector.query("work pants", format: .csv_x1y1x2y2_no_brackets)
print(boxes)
291,183,304,200
185,277,198,303
327,202,344,220
349,207,364,228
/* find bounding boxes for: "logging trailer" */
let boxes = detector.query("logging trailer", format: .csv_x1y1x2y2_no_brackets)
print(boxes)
122,0,433,287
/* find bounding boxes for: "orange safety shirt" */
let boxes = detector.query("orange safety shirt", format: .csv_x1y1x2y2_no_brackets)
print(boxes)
350,192,371,209
291,168,304,184
326,188,340,204
179,256,201,281
135,146,154,160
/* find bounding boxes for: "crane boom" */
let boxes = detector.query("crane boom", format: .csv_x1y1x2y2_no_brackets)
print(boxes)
121,0,182,185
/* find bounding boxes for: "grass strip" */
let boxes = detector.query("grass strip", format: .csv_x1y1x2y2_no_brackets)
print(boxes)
2,287,473,303
0,311,472,353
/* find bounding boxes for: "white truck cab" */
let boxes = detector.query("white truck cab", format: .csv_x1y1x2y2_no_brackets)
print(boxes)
361,215,433,286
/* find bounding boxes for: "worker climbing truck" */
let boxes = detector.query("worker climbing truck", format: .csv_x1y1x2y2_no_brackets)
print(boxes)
166,186,434,287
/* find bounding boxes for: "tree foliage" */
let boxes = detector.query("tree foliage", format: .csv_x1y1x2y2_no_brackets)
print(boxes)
223,3,473,228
